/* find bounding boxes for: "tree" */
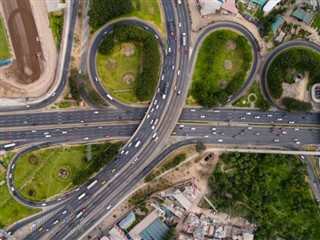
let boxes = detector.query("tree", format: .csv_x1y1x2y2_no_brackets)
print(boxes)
195,141,206,154
282,97,312,112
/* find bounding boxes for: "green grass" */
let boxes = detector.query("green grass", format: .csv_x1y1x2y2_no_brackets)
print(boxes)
234,81,263,108
0,16,11,61
48,11,64,50
97,42,143,104
0,152,39,227
58,100,71,108
211,153,320,239
123,0,164,36
14,145,90,201
311,12,320,33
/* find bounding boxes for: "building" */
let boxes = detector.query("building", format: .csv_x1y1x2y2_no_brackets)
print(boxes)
128,208,165,240
292,7,314,25
311,83,320,103
108,225,129,240
139,218,170,240
199,0,225,16
275,31,286,42
249,0,266,6
271,15,284,32
118,212,136,230
263,0,281,13
221,0,239,15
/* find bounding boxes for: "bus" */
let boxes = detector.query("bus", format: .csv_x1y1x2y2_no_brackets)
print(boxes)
78,193,86,200
107,94,113,100
87,180,98,190
4,143,16,149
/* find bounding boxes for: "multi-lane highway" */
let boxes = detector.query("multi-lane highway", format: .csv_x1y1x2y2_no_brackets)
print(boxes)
2,0,320,239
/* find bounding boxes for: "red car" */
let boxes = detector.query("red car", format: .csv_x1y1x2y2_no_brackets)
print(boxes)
280,127,285,131
105,135,110,138
185,49,189,55
277,134,282,137
174,35,177,41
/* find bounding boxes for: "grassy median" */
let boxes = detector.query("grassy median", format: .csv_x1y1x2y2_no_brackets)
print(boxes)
0,16,11,61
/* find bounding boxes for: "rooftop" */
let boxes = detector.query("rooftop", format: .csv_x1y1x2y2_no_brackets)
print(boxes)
292,7,314,24
271,15,284,32
250,0,266,6
221,0,239,15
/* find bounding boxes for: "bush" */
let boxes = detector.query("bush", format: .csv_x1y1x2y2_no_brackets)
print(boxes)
163,153,186,172
282,97,312,112
49,11,64,49
68,69,81,101
98,23,160,101
88,0,132,30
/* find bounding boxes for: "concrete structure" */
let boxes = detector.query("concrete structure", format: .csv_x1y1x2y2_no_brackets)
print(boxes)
221,0,239,15
199,0,224,16
263,0,281,13
271,15,284,32
311,83,320,103
275,31,286,42
108,225,129,240
173,189,192,210
292,7,314,25
118,212,136,230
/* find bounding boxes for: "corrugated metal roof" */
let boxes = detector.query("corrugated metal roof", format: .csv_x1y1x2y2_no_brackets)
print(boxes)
271,15,284,32
139,218,169,240
292,7,314,24
118,212,136,229
250,0,266,6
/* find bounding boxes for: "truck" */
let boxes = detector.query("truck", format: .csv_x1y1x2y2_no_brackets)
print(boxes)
169,21,174,35
182,33,186,46
78,192,86,200
76,208,87,218
135,140,141,148
4,143,16,149
87,179,98,190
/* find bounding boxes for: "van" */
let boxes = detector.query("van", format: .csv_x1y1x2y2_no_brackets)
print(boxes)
161,75,164,80
45,135,51,138
107,205,112,210
162,94,166,99
53,220,59,225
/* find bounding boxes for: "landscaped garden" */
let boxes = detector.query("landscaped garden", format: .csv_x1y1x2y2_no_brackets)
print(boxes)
188,29,253,107
13,142,121,201
0,152,39,227
267,47,320,111
210,152,320,239
97,23,160,103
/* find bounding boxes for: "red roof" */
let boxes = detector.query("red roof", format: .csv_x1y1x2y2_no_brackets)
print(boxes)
221,0,239,15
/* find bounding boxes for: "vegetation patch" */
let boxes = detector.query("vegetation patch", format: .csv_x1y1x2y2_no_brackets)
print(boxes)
190,30,252,108
0,152,39,227
68,68,81,102
311,11,320,34
98,23,160,102
14,142,121,201
49,11,64,50
267,47,320,110
210,152,320,239
0,16,10,61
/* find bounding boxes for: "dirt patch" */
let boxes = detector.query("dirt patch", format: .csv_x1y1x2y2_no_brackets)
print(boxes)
226,40,236,50
281,71,310,102
123,72,135,84
224,60,233,70
218,80,228,89
105,58,117,71
122,43,135,57
28,155,39,165
28,189,36,197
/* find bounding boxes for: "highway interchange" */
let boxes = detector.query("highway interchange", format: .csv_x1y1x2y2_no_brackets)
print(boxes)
1,0,320,239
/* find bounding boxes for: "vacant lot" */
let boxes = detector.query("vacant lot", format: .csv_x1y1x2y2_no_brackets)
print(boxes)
190,30,252,107
210,153,320,239
97,42,142,104
0,16,11,61
0,152,39,227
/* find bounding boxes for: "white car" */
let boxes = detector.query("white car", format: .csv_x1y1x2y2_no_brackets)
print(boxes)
156,104,159,109
157,88,160,93
177,90,181,95
212,132,217,135
200,115,205,118
151,108,154,113
204,135,209,138
107,205,112,210
267,114,272,117
277,118,282,121
178,22,181,27
125,151,129,155
294,128,299,131
94,111,99,114
154,100,157,105
247,127,253,130
172,65,175,70
147,114,150,119
11,187,15,192
62,131,67,134
254,116,260,119
211,128,216,131
273,139,279,142
217,139,223,142
83,137,89,140
288,121,295,124
45,135,52,138
154,137,159,142
191,128,196,130
246,112,251,115
9,173,12,178
190,109,196,112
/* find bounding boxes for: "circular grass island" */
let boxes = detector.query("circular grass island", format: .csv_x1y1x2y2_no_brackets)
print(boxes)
266,47,320,112
188,29,253,107
97,23,160,104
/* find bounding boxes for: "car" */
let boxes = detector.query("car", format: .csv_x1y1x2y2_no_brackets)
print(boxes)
128,142,132,147
151,125,155,130
83,137,89,140
75,187,80,191
112,169,116,173
270,127,275,131
120,150,125,155
277,118,282,121
191,128,196,130
185,48,189,55
220,132,225,136
282,131,287,134
239,132,244,135
46,228,50,232
204,135,209,138
62,131,67,134
154,136,159,142
156,104,159,109
294,128,299,131
288,121,294,124
190,109,196,112
107,205,112,210
172,131,176,135
280,127,286,131
177,90,181,95
11,164,15,169
240,117,246,120
38,227,43,232
154,100,157,105
125,150,129,155
44,132,49,135
183,133,189,136
152,132,157,139
157,88,160,93
300,155,305,159
62,210,67,214
132,157,138,164
200,115,205,118
247,127,253,130
267,114,272,117
254,116,260,119
45,135,52,138
277,134,282,137
211,128,216,131
179,124,185,129
31,130,36,133
80,120,84,123
217,139,223,142
97,126,103,129
172,65,175,70
246,112,251,115
94,111,99,114
295,142,301,144
151,108,154,113
254,132,260,136
233,135,238,138
144,26,148,29
177,70,180,75
42,203,46,206
161,75,164,80
53,220,59,225
9,173,12,178
178,22,181,27
150,119,154,125
212,132,217,135
273,139,279,142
